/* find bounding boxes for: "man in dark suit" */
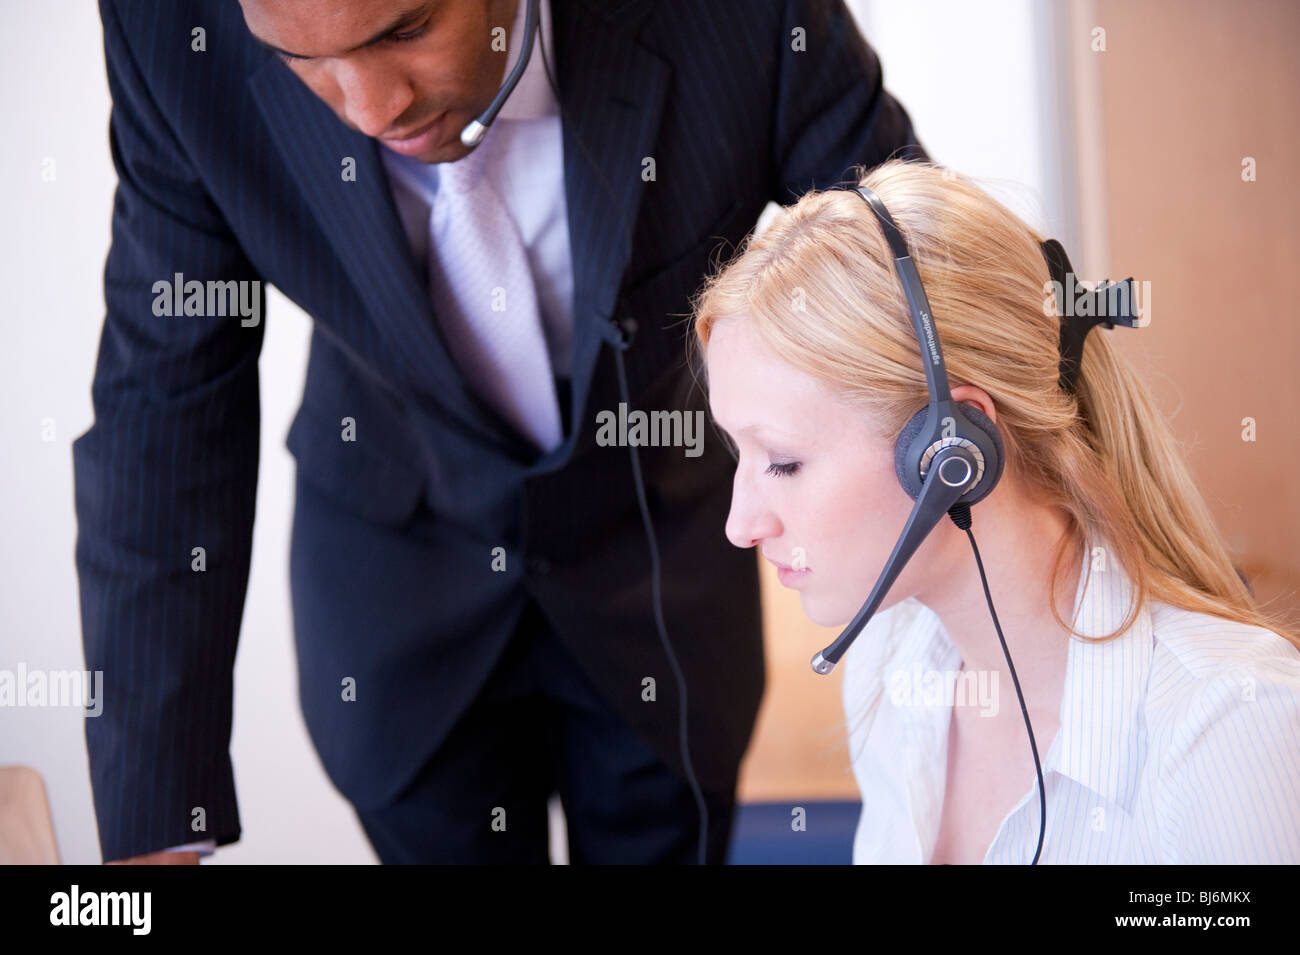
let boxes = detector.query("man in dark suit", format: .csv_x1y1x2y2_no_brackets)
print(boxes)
74,0,925,863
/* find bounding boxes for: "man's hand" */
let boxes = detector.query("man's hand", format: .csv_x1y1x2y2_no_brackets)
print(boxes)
106,851,199,865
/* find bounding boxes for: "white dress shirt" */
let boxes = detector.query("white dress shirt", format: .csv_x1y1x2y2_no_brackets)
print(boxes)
843,533,1300,864
158,0,569,862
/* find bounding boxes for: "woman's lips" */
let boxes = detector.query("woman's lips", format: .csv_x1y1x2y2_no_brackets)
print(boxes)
777,566,811,587
379,111,450,155
769,559,811,587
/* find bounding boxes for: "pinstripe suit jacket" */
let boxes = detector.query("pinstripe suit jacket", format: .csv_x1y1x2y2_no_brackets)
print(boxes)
73,0,925,861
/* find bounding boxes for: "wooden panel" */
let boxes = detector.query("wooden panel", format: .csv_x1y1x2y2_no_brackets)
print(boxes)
0,766,61,865
1086,0,1300,623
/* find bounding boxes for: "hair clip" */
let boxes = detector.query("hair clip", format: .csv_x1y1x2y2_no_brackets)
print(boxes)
1040,239,1141,394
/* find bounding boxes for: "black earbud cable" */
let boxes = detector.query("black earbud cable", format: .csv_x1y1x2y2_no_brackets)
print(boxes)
949,503,1047,864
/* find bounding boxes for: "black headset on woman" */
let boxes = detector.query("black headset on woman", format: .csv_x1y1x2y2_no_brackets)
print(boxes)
813,184,1141,864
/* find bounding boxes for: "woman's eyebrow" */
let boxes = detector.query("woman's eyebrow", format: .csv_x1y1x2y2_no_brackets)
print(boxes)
712,419,797,439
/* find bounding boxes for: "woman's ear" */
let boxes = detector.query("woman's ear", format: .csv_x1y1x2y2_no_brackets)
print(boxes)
950,384,997,425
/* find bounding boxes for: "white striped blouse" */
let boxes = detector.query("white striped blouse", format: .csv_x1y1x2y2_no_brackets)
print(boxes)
841,535,1300,864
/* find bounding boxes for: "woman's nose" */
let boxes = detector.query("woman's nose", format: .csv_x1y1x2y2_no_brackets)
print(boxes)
725,475,780,549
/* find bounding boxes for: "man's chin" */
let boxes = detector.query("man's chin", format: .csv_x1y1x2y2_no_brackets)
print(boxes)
380,137,474,165
422,142,474,164
376,111,477,164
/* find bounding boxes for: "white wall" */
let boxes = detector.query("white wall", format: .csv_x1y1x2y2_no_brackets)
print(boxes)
0,0,1072,864
0,0,360,864
849,0,1080,249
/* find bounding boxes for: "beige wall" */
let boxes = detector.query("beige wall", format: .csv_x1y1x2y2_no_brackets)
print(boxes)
738,0,1300,802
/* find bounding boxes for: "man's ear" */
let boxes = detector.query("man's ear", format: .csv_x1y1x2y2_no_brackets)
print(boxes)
949,384,996,425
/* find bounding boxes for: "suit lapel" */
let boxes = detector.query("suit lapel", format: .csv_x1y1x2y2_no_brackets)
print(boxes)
556,0,670,438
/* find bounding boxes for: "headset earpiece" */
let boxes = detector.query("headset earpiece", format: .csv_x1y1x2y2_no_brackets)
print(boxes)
893,402,1004,505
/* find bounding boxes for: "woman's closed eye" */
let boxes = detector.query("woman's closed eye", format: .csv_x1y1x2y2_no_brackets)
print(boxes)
714,425,801,476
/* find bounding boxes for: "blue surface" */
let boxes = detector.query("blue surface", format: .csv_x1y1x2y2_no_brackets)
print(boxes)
725,800,861,865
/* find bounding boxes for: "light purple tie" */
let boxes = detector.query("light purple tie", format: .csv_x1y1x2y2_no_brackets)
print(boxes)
426,138,562,452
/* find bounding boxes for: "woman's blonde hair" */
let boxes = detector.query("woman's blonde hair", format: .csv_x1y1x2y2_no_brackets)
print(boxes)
689,159,1299,654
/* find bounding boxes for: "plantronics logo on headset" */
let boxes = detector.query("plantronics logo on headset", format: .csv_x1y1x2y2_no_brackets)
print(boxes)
918,309,942,365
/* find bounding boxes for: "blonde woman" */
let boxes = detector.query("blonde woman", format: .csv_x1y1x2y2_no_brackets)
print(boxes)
691,160,1300,864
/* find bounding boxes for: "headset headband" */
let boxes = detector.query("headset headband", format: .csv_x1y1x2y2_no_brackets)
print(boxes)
852,185,1141,397
852,187,951,403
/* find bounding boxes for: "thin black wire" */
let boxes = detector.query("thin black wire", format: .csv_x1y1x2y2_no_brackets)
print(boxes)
611,340,710,865
534,4,710,865
953,506,1047,865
